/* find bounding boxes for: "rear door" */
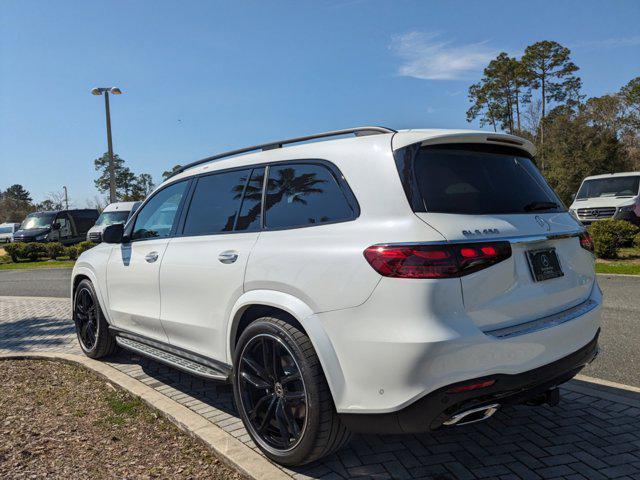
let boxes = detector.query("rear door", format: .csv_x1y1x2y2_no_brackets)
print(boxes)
396,143,594,330
159,167,264,360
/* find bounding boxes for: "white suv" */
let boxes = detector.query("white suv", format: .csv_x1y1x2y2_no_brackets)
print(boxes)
71,127,601,466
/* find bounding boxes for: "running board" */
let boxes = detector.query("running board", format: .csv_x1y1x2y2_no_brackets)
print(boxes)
115,336,230,381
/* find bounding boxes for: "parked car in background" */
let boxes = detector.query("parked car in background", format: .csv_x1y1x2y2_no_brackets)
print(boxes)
72,127,600,466
569,172,640,225
14,209,99,245
86,201,141,243
0,223,21,243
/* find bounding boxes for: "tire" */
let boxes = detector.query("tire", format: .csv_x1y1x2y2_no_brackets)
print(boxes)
73,279,118,359
232,316,351,466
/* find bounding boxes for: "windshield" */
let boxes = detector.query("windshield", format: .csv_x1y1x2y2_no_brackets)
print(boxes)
94,210,130,226
404,147,564,215
20,213,56,230
576,176,640,199
0,227,12,234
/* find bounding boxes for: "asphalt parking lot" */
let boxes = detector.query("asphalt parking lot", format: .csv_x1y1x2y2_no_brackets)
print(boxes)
0,268,637,387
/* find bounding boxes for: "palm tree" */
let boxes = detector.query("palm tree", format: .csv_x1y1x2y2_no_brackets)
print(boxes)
234,167,326,230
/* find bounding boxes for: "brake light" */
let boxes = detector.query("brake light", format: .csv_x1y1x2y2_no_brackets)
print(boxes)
363,241,511,279
579,231,594,253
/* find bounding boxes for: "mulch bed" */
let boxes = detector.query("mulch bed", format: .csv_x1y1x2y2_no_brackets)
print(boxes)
0,359,242,479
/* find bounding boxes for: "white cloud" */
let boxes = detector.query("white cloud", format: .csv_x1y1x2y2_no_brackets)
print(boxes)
390,32,496,81
573,36,640,50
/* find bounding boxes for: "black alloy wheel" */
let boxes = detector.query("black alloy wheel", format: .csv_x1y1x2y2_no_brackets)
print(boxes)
74,286,98,351
237,333,308,451
73,279,117,359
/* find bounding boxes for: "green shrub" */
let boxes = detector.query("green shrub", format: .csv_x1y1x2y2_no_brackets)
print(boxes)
593,231,618,259
21,243,46,261
634,233,640,250
76,241,97,255
4,242,24,262
45,242,65,260
590,219,640,248
65,245,78,260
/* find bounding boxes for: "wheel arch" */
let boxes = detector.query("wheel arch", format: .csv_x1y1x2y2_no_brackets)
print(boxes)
227,290,347,407
71,265,111,324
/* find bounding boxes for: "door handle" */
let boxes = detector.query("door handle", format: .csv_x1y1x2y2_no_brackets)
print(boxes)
218,250,239,264
145,251,159,263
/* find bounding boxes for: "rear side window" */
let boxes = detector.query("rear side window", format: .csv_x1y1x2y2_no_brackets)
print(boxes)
264,163,355,229
397,145,564,215
235,167,265,232
183,169,251,235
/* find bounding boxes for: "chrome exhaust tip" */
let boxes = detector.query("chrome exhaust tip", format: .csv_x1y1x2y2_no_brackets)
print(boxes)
442,403,500,427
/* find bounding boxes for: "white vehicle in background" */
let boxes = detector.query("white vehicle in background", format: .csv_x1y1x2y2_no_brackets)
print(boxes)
86,201,140,243
569,172,640,226
0,222,21,243
71,127,601,466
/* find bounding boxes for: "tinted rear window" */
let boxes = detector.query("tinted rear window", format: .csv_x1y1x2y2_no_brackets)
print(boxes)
402,146,563,215
264,163,355,229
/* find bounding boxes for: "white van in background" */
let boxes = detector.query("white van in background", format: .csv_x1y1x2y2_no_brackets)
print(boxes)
0,223,21,243
569,172,640,226
86,201,140,243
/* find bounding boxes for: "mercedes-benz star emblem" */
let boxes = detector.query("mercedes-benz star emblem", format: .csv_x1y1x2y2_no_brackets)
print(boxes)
535,215,551,231
541,254,550,268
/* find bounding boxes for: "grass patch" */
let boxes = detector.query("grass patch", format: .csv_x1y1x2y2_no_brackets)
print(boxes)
596,246,640,275
105,391,143,417
0,259,75,270
596,262,640,275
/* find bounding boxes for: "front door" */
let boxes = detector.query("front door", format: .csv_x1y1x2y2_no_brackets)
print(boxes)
160,167,263,360
106,180,190,342
52,213,73,245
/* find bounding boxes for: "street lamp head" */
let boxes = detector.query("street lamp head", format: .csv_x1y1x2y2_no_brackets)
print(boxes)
91,87,123,95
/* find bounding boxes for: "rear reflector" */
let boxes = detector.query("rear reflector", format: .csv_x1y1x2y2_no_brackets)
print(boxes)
363,241,511,279
446,379,496,394
579,231,594,253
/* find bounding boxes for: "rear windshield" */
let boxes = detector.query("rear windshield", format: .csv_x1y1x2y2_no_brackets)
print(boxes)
576,176,640,199
399,146,563,215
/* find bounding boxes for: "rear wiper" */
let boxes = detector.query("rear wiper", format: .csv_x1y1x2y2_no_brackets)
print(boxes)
523,201,559,211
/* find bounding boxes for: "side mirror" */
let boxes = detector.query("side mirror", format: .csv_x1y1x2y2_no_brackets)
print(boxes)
103,223,125,244
52,223,61,230
571,193,576,200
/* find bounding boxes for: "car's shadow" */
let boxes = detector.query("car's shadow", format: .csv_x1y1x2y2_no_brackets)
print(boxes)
0,316,76,351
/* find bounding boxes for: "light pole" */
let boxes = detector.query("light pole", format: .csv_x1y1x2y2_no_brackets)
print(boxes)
91,87,122,203
63,186,69,210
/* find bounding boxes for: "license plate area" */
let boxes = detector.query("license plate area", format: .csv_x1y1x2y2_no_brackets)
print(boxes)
526,247,563,282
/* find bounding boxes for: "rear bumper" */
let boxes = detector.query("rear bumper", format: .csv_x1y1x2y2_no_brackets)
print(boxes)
340,330,599,434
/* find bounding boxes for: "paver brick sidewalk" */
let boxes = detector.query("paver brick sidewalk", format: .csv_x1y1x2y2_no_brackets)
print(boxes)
1,296,639,480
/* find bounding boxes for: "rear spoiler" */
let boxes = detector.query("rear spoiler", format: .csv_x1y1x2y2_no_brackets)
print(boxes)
391,131,535,157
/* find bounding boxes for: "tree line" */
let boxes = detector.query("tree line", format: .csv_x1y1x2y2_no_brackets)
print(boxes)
467,40,639,204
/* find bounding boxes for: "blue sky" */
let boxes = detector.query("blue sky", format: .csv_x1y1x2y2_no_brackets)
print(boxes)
1,0,639,205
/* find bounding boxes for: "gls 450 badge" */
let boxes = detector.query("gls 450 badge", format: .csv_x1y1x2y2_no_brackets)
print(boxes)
462,228,500,237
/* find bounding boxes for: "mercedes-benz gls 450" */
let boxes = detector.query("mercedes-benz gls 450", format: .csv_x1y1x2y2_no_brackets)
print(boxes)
72,127,601,466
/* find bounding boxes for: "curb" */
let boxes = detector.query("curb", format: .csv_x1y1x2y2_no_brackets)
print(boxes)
596,272,640,278
0,352,291,480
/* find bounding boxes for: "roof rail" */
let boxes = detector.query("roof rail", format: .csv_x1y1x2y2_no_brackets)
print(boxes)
170,126,396,178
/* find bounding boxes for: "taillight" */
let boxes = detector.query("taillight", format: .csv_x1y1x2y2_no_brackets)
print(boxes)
363,241,511,279
579,231,594,253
